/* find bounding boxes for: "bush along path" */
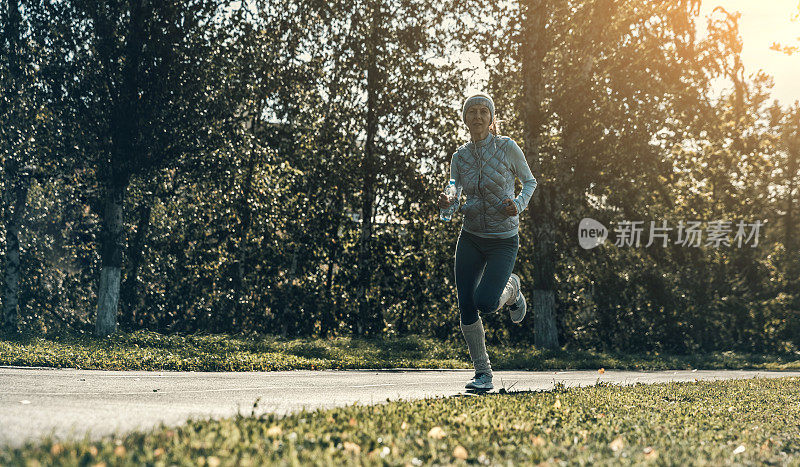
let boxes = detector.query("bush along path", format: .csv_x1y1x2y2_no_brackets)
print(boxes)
2,376,798,465
2,330,800,372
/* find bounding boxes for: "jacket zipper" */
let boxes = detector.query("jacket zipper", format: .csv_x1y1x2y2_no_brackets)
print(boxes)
480,156,486,231
473,139,488,231
475,143,485,231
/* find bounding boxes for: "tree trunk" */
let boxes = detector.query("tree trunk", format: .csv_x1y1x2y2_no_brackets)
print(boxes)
321,196,343,337
2,0,31,334
530,185,560,349
520,0,559,349
95,0,144,336
2,172,30,333
229,114,261,331
119,201,152,329
785,121,800,298
785,138,797,254
96,183,126,336
354,1,382,337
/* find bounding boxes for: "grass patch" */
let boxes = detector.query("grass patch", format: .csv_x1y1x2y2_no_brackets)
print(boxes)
2,376,798,465
2,330,800,371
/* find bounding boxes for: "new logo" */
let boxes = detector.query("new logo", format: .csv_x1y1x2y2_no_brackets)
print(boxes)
578,218,607,249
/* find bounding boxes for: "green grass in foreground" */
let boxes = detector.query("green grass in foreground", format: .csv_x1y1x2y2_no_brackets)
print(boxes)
2,330,800,371
3,376,799,466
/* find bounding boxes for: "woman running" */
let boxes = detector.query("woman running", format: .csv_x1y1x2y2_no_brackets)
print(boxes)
437,92,538,391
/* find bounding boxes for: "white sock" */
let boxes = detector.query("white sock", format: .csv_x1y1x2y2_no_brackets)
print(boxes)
460,316,492,376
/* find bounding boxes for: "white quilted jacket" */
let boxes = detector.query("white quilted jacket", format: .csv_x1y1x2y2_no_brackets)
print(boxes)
449,132,537,237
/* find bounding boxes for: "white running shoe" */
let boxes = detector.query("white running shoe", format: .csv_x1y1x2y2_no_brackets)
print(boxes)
465,372,494,390
508,273,527,323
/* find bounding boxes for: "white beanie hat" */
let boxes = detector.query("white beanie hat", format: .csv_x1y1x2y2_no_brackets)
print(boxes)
461,93,495,125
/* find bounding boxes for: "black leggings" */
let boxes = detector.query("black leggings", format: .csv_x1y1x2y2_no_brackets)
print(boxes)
454,229,519,326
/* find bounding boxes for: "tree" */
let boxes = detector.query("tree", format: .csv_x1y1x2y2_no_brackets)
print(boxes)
265,0,467,337
519,0,559,349
458,0,740,350
1,0,52,333
778,105,800,289
40,0,239,335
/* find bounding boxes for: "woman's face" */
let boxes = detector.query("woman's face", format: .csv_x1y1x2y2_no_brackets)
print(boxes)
466,104,491,135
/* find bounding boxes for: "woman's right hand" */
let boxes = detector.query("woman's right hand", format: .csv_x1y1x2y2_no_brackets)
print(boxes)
438,193,454,209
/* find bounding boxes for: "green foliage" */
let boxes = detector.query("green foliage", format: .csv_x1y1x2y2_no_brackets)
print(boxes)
0,0,798,351
2,330,800,371
455,0,800,353
3,376,800,464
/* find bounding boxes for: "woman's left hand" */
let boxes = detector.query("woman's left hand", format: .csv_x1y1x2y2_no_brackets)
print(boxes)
500,198,518,216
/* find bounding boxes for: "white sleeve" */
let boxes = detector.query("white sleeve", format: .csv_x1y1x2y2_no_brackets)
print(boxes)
508,139,537,214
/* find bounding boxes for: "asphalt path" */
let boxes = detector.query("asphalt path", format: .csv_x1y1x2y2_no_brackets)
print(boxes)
2,367,799,448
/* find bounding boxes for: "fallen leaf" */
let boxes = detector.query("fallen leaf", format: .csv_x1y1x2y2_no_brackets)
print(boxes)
428,426,446,439
50,444,63,456
598,368,605,374
609,436,624,452
453,445,468,459
349,417,357,426
531,435,546,446
643,446,658,460
733,445,745,454
266,425,283,436
154,448,164,457
207,456,221,467
343,442,361,454
114,445,126,457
